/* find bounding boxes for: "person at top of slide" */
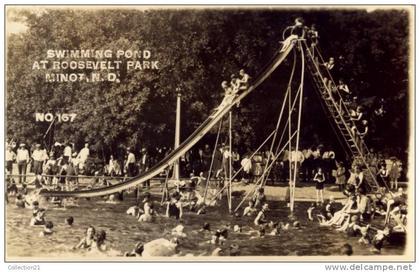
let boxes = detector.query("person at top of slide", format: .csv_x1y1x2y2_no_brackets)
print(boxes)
238,69,251,90
282,17,307,40
230,74,241,94
291,17,306,37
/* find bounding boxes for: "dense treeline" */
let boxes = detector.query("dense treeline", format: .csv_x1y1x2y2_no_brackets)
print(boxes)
6,8,410,160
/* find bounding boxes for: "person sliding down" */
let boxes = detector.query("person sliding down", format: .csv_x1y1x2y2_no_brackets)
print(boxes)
230,74,240,95
231,69,251,107
215,81,236,112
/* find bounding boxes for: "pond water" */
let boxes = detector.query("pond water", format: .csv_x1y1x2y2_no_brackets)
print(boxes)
6,185,405,259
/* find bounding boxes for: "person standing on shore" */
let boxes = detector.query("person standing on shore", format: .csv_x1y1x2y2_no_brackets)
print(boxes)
32,144,48,175
17,143,30,184
125,147,136,177
6,145,16,174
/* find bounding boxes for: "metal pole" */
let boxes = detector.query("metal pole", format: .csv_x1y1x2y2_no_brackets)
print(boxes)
291,41,306,214
228,111,233,213
173,88,181,181
288,58,293,212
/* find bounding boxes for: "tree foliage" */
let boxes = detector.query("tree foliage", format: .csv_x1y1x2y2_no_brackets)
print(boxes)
6,8,410,159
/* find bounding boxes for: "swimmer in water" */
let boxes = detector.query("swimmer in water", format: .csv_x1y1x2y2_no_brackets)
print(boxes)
172,225,187,238
258,227,266,237
233,225,242,233
269,222,280,235
340,243,353,256
73,226,96,250
254,203,269,226
210,230,223,246
39,221,54,237
30,208,46,226
200,222,211,232
93,230,108,252
65,216,74,226
243,200,257,217
126,205,143,217
370,227,390,254
31,201,40,216
196,204,207,215
211,247,224,256
125,242,144,257
252,187,267,209
292,221,301,230
279,221,290,230
15,194,28,208
138,201,156,222
317,197,336,222
307,202,316,221
105,194,118,204
166,192,183,220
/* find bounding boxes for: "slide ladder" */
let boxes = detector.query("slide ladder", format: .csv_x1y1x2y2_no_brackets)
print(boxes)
302,41,380,193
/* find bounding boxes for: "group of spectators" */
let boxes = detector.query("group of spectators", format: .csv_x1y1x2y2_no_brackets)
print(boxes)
6,136,404,195
6,140,92,188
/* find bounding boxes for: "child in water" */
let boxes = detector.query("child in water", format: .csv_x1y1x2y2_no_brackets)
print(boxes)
307,202,316,221
74,226,96,250
15,194,27,208
30,208,46,226
139,201,156,222
125,242,144,257
243,200,257,216
93,230,108,252
166,192,183,220
254,203,270,226
39,221,54,237
7,177,18,195
317,197,336,222
31,201,40,216
126,205,143,217
252,187,266,209
370,227,390,253
65,216,74,226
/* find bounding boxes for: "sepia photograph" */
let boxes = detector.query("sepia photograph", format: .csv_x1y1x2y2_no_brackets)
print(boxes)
4,5,415,262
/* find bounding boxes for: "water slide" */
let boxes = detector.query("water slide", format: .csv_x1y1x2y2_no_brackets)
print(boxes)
40,35,298,198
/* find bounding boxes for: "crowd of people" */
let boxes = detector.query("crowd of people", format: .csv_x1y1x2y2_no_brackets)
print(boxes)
5,135,405,202
308,185,407,254
7,161,407,257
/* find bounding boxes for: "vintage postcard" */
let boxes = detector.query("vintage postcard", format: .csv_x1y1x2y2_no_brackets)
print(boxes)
4,5,414,262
